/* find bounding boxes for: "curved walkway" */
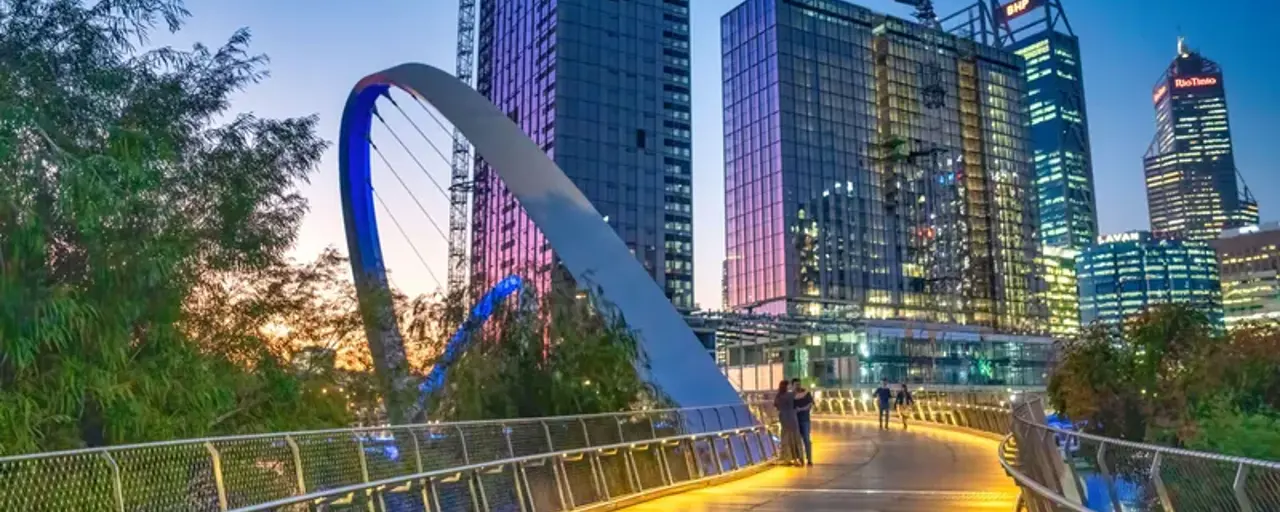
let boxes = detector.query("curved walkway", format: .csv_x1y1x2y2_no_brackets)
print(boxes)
625,418,1019,511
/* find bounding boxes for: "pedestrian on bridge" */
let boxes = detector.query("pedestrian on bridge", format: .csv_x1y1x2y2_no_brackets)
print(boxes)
874,379,893,430
895,383,914,430
791,378,814,466
773,380,805,466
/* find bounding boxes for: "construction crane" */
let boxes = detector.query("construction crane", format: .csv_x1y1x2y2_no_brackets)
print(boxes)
446,0,477,296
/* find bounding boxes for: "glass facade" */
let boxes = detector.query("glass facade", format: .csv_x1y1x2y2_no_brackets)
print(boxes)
721,0,1043,334
1212,223,1280,329
704,315,1052,389
1038,245,1080,338
1077,231,1223,327
1144,38,1257,242
471,0,695,309
1012,31,1097,250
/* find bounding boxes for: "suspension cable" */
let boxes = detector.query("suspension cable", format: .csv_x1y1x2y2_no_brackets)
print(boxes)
406,94,459,143
367,136,449,243
372,188,442,290
372,106,450,200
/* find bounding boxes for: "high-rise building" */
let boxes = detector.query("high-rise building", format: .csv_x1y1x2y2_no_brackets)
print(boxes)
721,0,1043,334
1212,223,1280,329
1076,231,1223,327
1038,245,1080,338
470,0,695,309
1143,37,1258,242
944,0,1098,250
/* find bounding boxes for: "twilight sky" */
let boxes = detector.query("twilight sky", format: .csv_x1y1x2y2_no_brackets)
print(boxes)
171,0,1280,309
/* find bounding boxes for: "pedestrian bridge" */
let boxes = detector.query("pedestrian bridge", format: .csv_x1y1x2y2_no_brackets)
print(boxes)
2,389,1276,511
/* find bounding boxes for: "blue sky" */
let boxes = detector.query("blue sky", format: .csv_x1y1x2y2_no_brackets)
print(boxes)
172,0,1280,309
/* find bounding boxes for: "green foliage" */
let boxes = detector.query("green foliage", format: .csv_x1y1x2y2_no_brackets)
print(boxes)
427,284,666,421
0,0,355,454
1049,304,1280,459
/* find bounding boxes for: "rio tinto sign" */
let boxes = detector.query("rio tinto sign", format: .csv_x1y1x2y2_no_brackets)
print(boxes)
1174,75,1219,88
997,0,1045,23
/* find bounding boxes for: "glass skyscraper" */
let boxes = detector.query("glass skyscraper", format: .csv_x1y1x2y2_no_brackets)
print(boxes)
721,0,1043,334
470,0,695,309
944,0,1098,251
1077,231,1223,327
1144,37,1257,242
1038,245,1080,338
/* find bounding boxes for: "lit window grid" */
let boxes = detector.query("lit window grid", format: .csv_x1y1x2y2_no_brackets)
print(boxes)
471,0,695,309
1077,235,1223,328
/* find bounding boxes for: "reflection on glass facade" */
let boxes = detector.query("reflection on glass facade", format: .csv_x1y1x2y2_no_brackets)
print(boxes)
1038,245,1080,338
700,314,1052,389
1144,38,1257,242
945,0,1099,251
471,0,695,309
1212,223,1280,329
721,0,1042,334
1077,231,1222,328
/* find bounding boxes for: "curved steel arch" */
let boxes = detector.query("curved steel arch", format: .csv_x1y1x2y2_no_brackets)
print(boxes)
416,274,524,408
339,63,741,413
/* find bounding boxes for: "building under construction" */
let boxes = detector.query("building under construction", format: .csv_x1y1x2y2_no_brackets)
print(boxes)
721,0,1043,334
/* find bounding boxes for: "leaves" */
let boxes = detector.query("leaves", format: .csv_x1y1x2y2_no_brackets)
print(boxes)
0,0,347,454
1049,304,1280,459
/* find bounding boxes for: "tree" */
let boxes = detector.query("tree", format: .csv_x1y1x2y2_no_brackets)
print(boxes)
426,283,666,422
1049,304,1280,459
0,0,345,453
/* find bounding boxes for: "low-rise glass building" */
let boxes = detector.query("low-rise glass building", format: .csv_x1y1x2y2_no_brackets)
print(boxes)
687,313,1052,391
1213,222,1280,329
1077,231,1222,328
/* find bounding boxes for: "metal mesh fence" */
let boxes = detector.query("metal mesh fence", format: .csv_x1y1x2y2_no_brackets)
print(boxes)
0,404,772,511
1004,399,1280,512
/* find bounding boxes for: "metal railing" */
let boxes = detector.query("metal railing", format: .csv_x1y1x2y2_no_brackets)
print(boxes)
0,404,776,511
742,387,1022,439
1005,399,1280,512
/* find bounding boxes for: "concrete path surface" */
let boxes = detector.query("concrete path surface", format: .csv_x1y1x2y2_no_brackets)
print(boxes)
623,418,1020,511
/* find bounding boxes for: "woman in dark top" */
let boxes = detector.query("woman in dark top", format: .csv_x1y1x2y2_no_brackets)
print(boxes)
895,383,914,430
791,378,814,465
773,380,804,465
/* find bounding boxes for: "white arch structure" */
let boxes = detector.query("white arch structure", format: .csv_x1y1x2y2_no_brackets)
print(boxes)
339,63,742,414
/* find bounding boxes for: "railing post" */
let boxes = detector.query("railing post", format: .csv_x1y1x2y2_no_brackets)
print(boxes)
1234,463,1254,512
285,435,307,496
1150,452,1175,512
204,442,229,512
456,425,472,464
100,451,125,512
355,435,375,512
541,421,571,510
1096,443,1123,512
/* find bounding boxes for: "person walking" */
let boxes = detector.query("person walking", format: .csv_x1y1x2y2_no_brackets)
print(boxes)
773,380,805,465
873,379,893,430
791,378,814,466
895,383,914,430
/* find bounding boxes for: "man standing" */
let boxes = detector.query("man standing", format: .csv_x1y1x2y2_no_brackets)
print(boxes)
874,379,893,430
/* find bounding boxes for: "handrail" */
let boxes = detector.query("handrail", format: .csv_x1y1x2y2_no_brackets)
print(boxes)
230,425,771,512
996,433,1089,512
0,403,747,462
1012,399,1280,469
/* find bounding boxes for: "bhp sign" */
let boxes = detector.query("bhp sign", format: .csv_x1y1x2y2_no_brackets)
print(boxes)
1174,76,1219,88
998,0,1043,22
1152,85,1168,104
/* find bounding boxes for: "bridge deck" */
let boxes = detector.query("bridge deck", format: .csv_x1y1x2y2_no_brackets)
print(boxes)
626,418,1019,511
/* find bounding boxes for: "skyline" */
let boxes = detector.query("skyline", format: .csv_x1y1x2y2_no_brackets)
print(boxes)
168,0,1280,310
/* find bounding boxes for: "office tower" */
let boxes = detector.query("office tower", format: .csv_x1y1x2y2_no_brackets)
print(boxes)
721,0,1043,333
1077,231,1222,327
1144,37,1257,242
944,0,1097,250
1038,245,1080,338
1212,223,1280,329
470,0,695,309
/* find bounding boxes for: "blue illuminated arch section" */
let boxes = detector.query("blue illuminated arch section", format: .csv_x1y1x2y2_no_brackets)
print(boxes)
417,274,524,405
338,63,743,415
